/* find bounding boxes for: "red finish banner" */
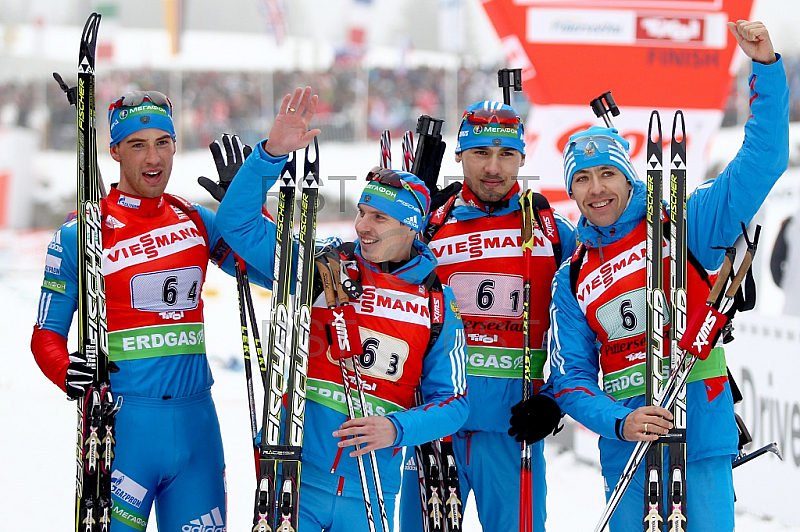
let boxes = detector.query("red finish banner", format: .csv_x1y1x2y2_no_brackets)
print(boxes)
479,0,755,197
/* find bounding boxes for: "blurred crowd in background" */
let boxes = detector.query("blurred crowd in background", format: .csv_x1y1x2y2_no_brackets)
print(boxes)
1,56,798,152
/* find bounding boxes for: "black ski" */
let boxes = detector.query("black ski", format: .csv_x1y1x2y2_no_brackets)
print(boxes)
278,138,320,531
254,151,297,532
643,110,666,532
666,111,688,532
73,12,121,532
253,140,320,532
519,189,537,532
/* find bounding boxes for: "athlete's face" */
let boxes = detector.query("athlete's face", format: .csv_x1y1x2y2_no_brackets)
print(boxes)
570,165,632,227
111,128,176,199
456,146,525,203
355,204,416,263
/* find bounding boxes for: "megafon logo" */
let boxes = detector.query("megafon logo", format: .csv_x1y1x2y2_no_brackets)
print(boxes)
637,16,703,43
181,507,225,532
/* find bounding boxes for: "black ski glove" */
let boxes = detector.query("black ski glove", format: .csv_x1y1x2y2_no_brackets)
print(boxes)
508,395,563,444
65,352,120,400
198,134,253,203
65,352,93,400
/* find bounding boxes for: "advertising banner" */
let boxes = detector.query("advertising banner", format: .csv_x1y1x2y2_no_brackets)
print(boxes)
479,0,755,193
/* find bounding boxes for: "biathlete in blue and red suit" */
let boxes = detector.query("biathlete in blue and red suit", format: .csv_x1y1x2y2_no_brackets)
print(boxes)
31,90,269,531
541,20,788,532
215,86,469,532
400,99,576,532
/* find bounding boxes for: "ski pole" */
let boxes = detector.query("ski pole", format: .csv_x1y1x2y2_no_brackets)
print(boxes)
317,259,390,532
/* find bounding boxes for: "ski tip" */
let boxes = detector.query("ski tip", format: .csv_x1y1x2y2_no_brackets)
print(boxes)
671,110,686,143
648,110,662,142
303,137,320,187
305,137,319,164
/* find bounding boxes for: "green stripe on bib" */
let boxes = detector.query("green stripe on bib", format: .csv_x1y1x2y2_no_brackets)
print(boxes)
602,347,726,400
108,323,206,361
466,346,545,379
112,505,148,531
307,378,403,417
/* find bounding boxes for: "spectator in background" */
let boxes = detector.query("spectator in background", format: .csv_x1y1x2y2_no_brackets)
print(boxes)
770,205,800,316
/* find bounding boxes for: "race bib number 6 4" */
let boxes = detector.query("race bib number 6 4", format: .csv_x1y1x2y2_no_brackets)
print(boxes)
130,267,203,312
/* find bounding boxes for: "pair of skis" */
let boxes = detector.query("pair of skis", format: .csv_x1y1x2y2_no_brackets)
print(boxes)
643,110,688,532
252,139,320,532
70,13,122,532
588,93,689,531
379,128,464,532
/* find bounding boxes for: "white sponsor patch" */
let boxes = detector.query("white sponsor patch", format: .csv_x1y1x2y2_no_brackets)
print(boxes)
117,195,141,209
105,215,126,229
184,506,225,532
353,286,430,326
111,470,147,509
44,254,62,275
575,241,667,311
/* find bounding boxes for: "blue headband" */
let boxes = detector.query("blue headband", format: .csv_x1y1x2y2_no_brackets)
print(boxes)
562,126,637,197
108,94,176,147
455,100,525,156
358,171,431,233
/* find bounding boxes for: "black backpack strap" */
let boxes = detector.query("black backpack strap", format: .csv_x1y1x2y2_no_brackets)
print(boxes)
569,244,588,297
530,191,563,266
423,183,461,243
424,274,444,358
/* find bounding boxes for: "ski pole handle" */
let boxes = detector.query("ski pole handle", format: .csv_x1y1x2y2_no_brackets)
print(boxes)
590,91,620,128
497,68,523,106
316,260,338,308
327,259,350,304
707,252,734,305
724,250,754,299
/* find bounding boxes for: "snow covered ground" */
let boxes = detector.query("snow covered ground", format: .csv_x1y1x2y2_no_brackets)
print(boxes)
1,228,799,531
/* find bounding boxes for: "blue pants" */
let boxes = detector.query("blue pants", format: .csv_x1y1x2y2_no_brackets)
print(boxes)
109,390,226,531
400,431,547,532
299,469,397,532
604,454,734,532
